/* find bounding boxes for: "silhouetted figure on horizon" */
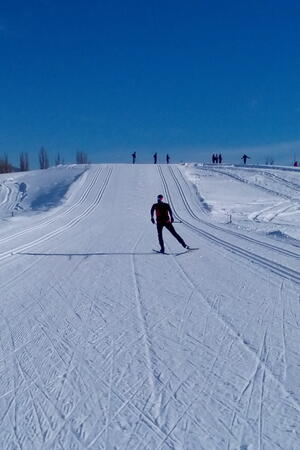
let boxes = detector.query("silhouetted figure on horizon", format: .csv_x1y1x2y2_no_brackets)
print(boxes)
218,154,222,164
241,154,250,164
166,154,170,164
151,194,189,253
153,152,158,164
132,152,136,164
212,153,216,163
294,161,298,167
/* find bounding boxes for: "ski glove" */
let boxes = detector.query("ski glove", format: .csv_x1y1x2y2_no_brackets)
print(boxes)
151,218,155,224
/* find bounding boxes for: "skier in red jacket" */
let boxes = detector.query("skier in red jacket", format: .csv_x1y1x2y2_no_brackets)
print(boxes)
151,195,189,253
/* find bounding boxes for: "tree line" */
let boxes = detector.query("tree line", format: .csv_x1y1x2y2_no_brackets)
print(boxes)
0,148,89,173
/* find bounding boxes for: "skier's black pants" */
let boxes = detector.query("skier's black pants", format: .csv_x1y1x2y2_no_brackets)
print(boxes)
156,222,186,251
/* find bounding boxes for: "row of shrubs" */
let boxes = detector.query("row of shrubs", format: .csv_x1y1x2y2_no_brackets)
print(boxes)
0,149,89,173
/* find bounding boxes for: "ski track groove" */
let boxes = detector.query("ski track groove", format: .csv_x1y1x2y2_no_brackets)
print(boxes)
258,335,270,450
3,317,23,450
268,203,294,223
0,254,49,292
247,329,266,438
178,290,195,344
175,166,210,217
104,337,114,450
263,170,300,192
159,165,300,285
280,281,287,383
259,202,295,223
287,281,300,331
252,201,287,222
130,233,164,424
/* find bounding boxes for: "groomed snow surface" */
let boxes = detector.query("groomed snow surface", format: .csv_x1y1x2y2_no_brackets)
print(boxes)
0,163,299,449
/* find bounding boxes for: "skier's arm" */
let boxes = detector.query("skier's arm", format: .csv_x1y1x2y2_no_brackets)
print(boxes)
150,204,155,223
168,204,174,223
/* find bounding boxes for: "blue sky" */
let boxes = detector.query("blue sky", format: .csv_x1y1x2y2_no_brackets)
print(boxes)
0,0,300,167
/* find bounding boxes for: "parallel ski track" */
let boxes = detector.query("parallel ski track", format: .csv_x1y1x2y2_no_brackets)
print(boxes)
0,167,99,247
263,171,300,192
0,167,113,265
158,165,300,285
173,166,300,260
254,201,296,223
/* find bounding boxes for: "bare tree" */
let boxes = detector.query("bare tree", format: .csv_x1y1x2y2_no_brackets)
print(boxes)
0,154,13,173
76,151,88,164
39,147,49,169
55,152,62,166
19,152,29,171
265,156,275,165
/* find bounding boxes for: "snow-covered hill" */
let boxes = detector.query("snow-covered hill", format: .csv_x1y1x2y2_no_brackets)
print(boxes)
0,163,299,449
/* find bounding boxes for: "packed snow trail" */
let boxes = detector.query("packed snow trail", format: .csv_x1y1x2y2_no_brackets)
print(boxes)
0,164,299,449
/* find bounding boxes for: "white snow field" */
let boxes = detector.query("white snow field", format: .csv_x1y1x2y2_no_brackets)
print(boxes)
0,163,299,449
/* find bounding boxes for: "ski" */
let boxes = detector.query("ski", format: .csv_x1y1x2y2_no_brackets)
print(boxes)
153,248,199,256
175,247,200,256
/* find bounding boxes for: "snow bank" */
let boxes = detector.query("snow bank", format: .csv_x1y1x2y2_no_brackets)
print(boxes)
183,163,300,242
0,165,86,218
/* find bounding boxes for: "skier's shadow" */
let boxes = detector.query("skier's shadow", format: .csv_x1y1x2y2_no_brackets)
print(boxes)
17,252,156,260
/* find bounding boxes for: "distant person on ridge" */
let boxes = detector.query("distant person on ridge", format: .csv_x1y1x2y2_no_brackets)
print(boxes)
151,194,189,253
153,152,158,164
218,153,222,164
132,152,136,164
293,161,298,167
241,154,250,164
166,154,170,164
